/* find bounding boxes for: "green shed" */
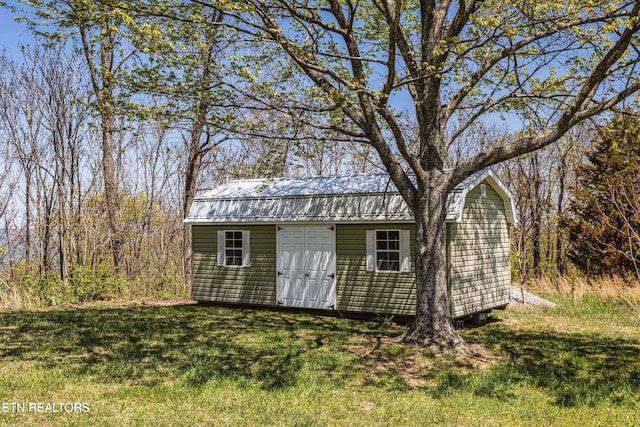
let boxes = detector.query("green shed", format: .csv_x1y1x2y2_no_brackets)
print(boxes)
184,168,516,319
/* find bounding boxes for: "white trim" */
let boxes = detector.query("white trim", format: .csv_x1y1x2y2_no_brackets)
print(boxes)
216,230,225,266
400,229,411,272
367,229,411,273
365,230,375,272
242,230,251,267
186,219,417,225
217,229,251,268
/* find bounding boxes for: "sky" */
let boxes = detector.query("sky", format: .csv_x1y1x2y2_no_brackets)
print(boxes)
0,1,35,60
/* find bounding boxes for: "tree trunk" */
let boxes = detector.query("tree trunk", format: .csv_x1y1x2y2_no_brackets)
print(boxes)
24,170,32,266
41,192,53,274
102,117,125,272
97,17,125,274
556,152,567,277
57,172,68,283
53,131,68,283
182,139,204,283
401,175,468,354
531,154,542,278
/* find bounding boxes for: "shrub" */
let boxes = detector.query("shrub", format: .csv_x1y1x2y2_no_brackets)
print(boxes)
0,263,129,307
68,264,129,302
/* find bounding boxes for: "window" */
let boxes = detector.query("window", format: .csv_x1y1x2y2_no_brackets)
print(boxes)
224,231,244,266
375,230,401,271
365,229,411,273
217,230,251,267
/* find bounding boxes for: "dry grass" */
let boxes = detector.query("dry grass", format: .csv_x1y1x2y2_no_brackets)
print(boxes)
527,274,640,299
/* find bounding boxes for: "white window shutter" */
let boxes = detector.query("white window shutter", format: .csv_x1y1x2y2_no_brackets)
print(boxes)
400,229,411,272
242,230,251,267
217,230,225,266
365,230,375,272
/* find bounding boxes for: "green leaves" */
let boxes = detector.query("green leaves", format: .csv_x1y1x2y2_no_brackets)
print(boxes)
563,115,640,277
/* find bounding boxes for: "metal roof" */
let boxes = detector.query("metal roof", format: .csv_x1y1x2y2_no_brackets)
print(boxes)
185,169,517,225
198,174,397,198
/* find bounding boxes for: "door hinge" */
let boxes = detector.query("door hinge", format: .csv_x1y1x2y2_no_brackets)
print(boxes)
328,304,335,310
328,225,334,231
277,226,283,231
277,271,283,276
328,273,335,279
277,300,283,306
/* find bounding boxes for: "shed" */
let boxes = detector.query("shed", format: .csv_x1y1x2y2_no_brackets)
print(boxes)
184,168,516,319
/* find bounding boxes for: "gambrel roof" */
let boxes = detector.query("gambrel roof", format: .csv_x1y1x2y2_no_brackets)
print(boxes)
184,168,517,225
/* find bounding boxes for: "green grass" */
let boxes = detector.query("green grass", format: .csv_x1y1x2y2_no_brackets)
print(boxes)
0,296,638,426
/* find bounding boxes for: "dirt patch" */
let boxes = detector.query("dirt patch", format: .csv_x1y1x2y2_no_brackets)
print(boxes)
353,335,500,389
138,297,197,307
65,297,197,311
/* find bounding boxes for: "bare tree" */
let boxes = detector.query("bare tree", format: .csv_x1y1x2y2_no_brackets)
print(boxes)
0,43,90,280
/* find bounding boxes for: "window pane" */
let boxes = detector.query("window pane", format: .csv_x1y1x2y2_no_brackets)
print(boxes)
375,229,401,271
225,247,242,265
376,240,387,250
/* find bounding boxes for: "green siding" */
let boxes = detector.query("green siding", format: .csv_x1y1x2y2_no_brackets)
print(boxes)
449,181,511,317
335,224,416,315
191,225,276,305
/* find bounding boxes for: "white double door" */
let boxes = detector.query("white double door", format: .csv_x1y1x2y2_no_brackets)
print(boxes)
276,225,336,309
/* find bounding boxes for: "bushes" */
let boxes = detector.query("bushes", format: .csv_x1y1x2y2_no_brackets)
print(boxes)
0,262,189,308
68,265,129,302
0,263,129,307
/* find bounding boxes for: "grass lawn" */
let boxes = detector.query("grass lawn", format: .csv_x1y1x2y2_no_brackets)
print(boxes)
0,294,638,426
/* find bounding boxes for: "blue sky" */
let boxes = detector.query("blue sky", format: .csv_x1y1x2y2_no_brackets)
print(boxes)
0,1,35,60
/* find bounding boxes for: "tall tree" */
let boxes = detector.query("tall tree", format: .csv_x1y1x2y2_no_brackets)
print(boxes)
563,116,640,278
15,0,151,273
121,2,235,282
167,7,231,283
218,0,640,352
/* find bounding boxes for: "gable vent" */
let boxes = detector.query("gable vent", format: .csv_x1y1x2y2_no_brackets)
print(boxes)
480,184,486,197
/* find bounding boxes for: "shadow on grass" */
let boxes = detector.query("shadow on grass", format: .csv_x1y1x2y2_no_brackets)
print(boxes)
2,303,639,406
0,304,396,391
444,327,640,407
